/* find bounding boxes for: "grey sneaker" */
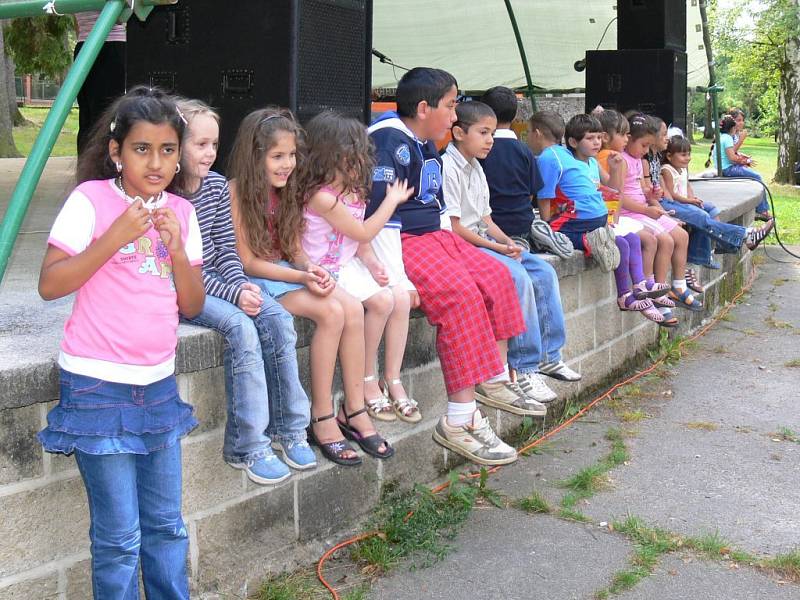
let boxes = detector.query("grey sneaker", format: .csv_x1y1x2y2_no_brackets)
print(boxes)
531,218,574,259
475,380,547,416
585,225,620,272
516,372,558,403
538,361,582,382
432,411,518,465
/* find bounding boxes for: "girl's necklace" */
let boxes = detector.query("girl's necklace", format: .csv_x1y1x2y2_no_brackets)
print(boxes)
115,177,167,212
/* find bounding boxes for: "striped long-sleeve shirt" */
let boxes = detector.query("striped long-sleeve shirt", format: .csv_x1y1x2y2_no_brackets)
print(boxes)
188,172,248,305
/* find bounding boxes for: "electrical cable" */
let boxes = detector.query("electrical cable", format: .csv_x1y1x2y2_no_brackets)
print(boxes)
689,175,800,260
315,264,759,599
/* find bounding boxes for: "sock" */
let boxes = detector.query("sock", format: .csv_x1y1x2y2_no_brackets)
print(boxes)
672,279,686,290
447,400,477,426
486,364,510,383
623,292,637,308
646,274,655,288
613,236,630,296
624,233,646,283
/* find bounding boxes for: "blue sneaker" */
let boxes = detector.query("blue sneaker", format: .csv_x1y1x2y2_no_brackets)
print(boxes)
228,453,291,485
272,439,317,470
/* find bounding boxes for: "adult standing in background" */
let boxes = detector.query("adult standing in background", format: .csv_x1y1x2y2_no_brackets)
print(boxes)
74,12,126,154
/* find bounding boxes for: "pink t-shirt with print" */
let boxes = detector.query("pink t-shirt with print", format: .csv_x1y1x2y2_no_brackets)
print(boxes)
48,179,202,383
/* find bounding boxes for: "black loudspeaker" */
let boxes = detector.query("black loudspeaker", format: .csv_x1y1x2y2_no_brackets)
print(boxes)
617,0,686,52
584,49,687,131
127,0,373,173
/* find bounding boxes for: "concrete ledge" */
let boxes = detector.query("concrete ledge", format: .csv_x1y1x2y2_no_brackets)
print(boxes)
0,164,763,597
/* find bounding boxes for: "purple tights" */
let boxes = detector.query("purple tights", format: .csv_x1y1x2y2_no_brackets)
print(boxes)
614,232,645,299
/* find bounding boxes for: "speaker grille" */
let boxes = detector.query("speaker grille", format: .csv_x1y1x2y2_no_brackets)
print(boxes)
297,0,368,120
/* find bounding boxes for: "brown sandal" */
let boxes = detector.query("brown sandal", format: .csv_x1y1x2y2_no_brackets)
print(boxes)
364,375,396,422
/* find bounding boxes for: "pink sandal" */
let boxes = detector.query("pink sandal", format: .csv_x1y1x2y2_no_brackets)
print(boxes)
618,293,664,323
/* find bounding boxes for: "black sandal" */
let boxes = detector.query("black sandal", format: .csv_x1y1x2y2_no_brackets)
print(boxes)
337,407,395,459
307,413,362,466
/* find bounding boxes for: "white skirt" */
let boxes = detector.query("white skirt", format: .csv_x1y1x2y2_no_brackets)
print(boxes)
611,215,644,236
370,228,416,291
336,257,387,302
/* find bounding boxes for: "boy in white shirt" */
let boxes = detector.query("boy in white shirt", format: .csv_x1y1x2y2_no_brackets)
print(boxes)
441,101,580,406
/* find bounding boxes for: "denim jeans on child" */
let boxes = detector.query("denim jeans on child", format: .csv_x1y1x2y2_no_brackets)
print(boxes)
722,165,769,213
659,199,746,267
480,248,566,373
185,292,310,464
76,442,189,600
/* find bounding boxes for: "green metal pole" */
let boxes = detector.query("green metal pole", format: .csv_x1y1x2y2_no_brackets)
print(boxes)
502,0,538,111
0,0,125,281
0,0,110,19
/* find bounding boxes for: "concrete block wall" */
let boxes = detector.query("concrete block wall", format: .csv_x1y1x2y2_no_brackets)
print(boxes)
0,181,760,598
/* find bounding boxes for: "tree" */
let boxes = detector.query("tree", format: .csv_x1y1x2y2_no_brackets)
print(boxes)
714,0,800,182
0,24,20,157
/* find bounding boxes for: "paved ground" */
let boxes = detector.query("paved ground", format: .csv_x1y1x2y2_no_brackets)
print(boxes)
366,253,800,600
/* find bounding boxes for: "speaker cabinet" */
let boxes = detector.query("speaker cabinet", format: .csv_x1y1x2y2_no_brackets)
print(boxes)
617,0,686,52
585,49,687,131
127,0,373,172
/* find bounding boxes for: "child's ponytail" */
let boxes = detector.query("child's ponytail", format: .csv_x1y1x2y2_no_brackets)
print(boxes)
76,86,185,184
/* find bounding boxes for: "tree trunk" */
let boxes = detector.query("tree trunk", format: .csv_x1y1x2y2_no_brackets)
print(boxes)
0,23,20,158
704,96,715,139
687,91,696,143
5,51,24,126
775,29,800,184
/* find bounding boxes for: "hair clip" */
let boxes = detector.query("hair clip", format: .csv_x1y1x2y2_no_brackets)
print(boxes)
175,107,188,125
667,126,684,139
110,119,117,133
259,114,283,125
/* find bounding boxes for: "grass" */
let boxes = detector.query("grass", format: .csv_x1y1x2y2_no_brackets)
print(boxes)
517,491,551,514
784,358,800,368
761,550,800,583
12,106,79,157
685,421,719,431
689,137,800,245
349,473,478,574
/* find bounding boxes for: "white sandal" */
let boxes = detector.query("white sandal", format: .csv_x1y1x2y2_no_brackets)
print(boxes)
380,378,422,423
364,375,396,421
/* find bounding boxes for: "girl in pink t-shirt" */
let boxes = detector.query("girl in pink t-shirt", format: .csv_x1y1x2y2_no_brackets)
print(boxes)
619,114,699,323
37,87,204,599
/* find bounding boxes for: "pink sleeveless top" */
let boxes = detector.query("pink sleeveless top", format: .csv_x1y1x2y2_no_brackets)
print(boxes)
621,151,648,206
301,186,365,275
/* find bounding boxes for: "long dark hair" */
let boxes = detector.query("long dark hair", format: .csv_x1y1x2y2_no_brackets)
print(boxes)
227,107,305,261
295,110,375,207
76,86,185,184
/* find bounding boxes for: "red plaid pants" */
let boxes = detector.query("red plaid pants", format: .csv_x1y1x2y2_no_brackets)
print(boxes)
401,230,525,394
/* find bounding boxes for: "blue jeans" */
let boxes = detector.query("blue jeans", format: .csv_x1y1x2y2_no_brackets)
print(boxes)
660,199,746,267
75,443,189,599
480,248,566,372
723,165,769,213
185,293,310,464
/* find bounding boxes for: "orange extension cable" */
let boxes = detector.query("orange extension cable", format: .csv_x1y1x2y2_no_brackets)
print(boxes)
316,266,758,599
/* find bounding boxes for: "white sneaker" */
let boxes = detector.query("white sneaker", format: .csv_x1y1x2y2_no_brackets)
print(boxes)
432,411,518,465
538,361,582,382
475,380,547,416
516,372,558,403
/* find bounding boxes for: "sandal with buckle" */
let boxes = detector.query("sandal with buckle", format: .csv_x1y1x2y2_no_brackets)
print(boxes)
337,407,395,459
380,378,422,423
685,268,705,294
364,375,396,422
669,287,704,312
633,281,671,300
307,413,361,466
651,293,676,308
618,293,664,323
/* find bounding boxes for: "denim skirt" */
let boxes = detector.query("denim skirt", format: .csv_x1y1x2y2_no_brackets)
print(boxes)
38,369,197,456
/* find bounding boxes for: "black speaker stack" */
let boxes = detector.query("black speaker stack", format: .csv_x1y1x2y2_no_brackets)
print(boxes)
584,0,688,130
127,0,373,173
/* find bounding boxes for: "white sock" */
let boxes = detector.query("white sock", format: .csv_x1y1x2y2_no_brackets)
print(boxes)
447,400,477,426
672,279,686,290
486,363,510,383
